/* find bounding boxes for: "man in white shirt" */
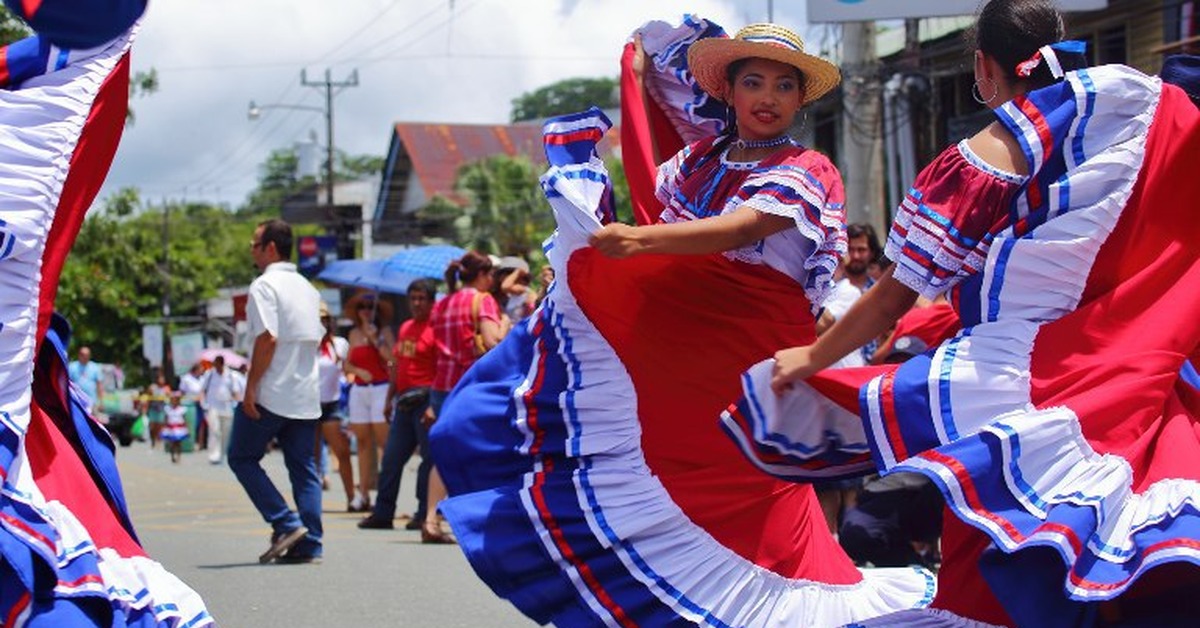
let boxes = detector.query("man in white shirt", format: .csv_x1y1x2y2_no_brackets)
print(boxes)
228,219,325,565
200,355,240,465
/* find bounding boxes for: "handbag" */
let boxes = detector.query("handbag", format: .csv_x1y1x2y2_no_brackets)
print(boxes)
471,290,488,356
394,386,431,412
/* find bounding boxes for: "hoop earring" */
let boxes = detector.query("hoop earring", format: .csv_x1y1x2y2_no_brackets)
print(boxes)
972,77,998,105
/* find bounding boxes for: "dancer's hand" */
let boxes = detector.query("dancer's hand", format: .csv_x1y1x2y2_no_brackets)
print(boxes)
771,346,819,394
590,223,643,258
421,407,437,428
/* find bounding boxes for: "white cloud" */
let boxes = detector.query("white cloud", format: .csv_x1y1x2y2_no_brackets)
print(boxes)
102,0,810,208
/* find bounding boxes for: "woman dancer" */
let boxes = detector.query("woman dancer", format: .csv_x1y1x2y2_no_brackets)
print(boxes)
429,20,932,627
343,291,395,512
0,0,210,623
735,0,1200,624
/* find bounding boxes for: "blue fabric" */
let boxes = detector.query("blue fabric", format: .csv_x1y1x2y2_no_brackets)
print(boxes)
432,318,691,627
371,392,431,520
3,0,147,50
227,405,322,556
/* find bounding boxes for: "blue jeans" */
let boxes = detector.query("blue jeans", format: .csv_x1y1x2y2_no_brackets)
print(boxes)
228,404,323,556
371,389,431,520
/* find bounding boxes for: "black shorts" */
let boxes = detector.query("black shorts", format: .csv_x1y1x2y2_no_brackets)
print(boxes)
319,401,343,422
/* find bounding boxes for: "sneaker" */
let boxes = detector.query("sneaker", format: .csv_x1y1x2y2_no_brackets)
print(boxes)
259,527,307,564
357,515,394,530
276,548,322,565
347,495,370,513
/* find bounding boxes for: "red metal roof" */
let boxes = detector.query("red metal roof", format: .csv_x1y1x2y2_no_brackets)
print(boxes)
395,123,542,203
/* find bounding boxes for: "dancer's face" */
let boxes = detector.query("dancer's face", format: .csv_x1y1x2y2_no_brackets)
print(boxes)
727,57,804,141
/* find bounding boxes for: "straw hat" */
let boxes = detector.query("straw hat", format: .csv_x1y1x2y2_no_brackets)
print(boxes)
343,290,394,324
687,23,840,106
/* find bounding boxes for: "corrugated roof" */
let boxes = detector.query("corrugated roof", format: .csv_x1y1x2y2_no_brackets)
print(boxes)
398,123,545,204
374,119,621,243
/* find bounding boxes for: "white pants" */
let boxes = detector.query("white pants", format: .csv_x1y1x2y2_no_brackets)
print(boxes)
205,407,233,462
347,383,389,425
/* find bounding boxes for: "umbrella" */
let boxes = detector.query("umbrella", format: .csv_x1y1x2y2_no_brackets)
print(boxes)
197,348,248,369
385,244,465,279
317,258,421,294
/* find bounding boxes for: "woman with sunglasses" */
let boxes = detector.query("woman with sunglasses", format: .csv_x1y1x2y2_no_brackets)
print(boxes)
342,291,395,513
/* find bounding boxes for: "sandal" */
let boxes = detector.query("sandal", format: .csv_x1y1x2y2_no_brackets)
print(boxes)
421,521,456,544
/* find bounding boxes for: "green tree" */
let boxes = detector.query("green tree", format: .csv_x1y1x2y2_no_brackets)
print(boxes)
452,155,554,257
511,76,618,123
57,191,264,384
0,6,30,45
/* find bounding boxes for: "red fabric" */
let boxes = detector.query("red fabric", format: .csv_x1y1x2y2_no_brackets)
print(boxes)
26,404,144,558
431,288,501,392
930,510,1013,625
1029,87,1200,494
347,344,390,385
394,317,436,390
569,248,861,584
889,146,1021,293
37,53,130,348
619,41,682,226
873,302,962,363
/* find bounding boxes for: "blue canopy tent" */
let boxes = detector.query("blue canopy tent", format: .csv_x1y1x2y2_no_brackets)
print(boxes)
316,245,466,294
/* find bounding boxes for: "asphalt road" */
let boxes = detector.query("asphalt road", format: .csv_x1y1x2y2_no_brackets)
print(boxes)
116,442,534,628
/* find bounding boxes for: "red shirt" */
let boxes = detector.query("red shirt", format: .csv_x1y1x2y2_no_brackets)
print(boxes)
393,317,436,390
431,288,500,392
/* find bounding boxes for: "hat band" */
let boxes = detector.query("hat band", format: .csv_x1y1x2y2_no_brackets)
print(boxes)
741,34,802,53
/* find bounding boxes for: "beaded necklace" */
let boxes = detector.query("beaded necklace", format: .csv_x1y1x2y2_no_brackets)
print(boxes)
732,134,795,151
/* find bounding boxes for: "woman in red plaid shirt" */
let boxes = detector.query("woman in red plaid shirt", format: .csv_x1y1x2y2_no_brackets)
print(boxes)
419,250,504,542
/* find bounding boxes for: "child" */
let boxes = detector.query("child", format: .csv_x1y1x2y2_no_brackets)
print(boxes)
161,392,189,463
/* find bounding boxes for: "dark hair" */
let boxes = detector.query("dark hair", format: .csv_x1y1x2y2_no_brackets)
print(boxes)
257,218,294,260
721,57,806,138
407,278,438,300
444,251,494,293
846,223,883,261
970,0,1068,90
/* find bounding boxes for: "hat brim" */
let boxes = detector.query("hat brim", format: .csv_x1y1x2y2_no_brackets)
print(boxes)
687,37,841,106
343,291,394,324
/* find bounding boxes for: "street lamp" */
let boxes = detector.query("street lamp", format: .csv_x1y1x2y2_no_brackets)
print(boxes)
247,68,358,208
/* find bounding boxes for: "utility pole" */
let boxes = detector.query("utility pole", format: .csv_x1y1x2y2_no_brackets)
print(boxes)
839,21,886,235
300,68,359,208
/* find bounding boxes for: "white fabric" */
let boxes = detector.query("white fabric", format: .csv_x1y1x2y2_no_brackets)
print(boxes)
246,261,323,419
200,367,238,413
317,336,349,403
347,382,388,425
824,278,868,368
0,22,210,625
178,371,203,399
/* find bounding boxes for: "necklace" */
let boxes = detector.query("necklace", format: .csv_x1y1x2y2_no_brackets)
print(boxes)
732,135,794,150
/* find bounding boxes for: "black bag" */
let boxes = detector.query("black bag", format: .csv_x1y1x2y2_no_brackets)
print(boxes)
394,386,431,413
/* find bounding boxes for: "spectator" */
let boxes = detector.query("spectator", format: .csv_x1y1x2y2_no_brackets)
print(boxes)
161,392,189,464
315,301,355,509
343,290,396,513
496,256,537,323
359,279,438,531
422,251,503,543
147,370,171,450
67,345,104,415
199,355,241,465
178,362,205,450
228,218,324,565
